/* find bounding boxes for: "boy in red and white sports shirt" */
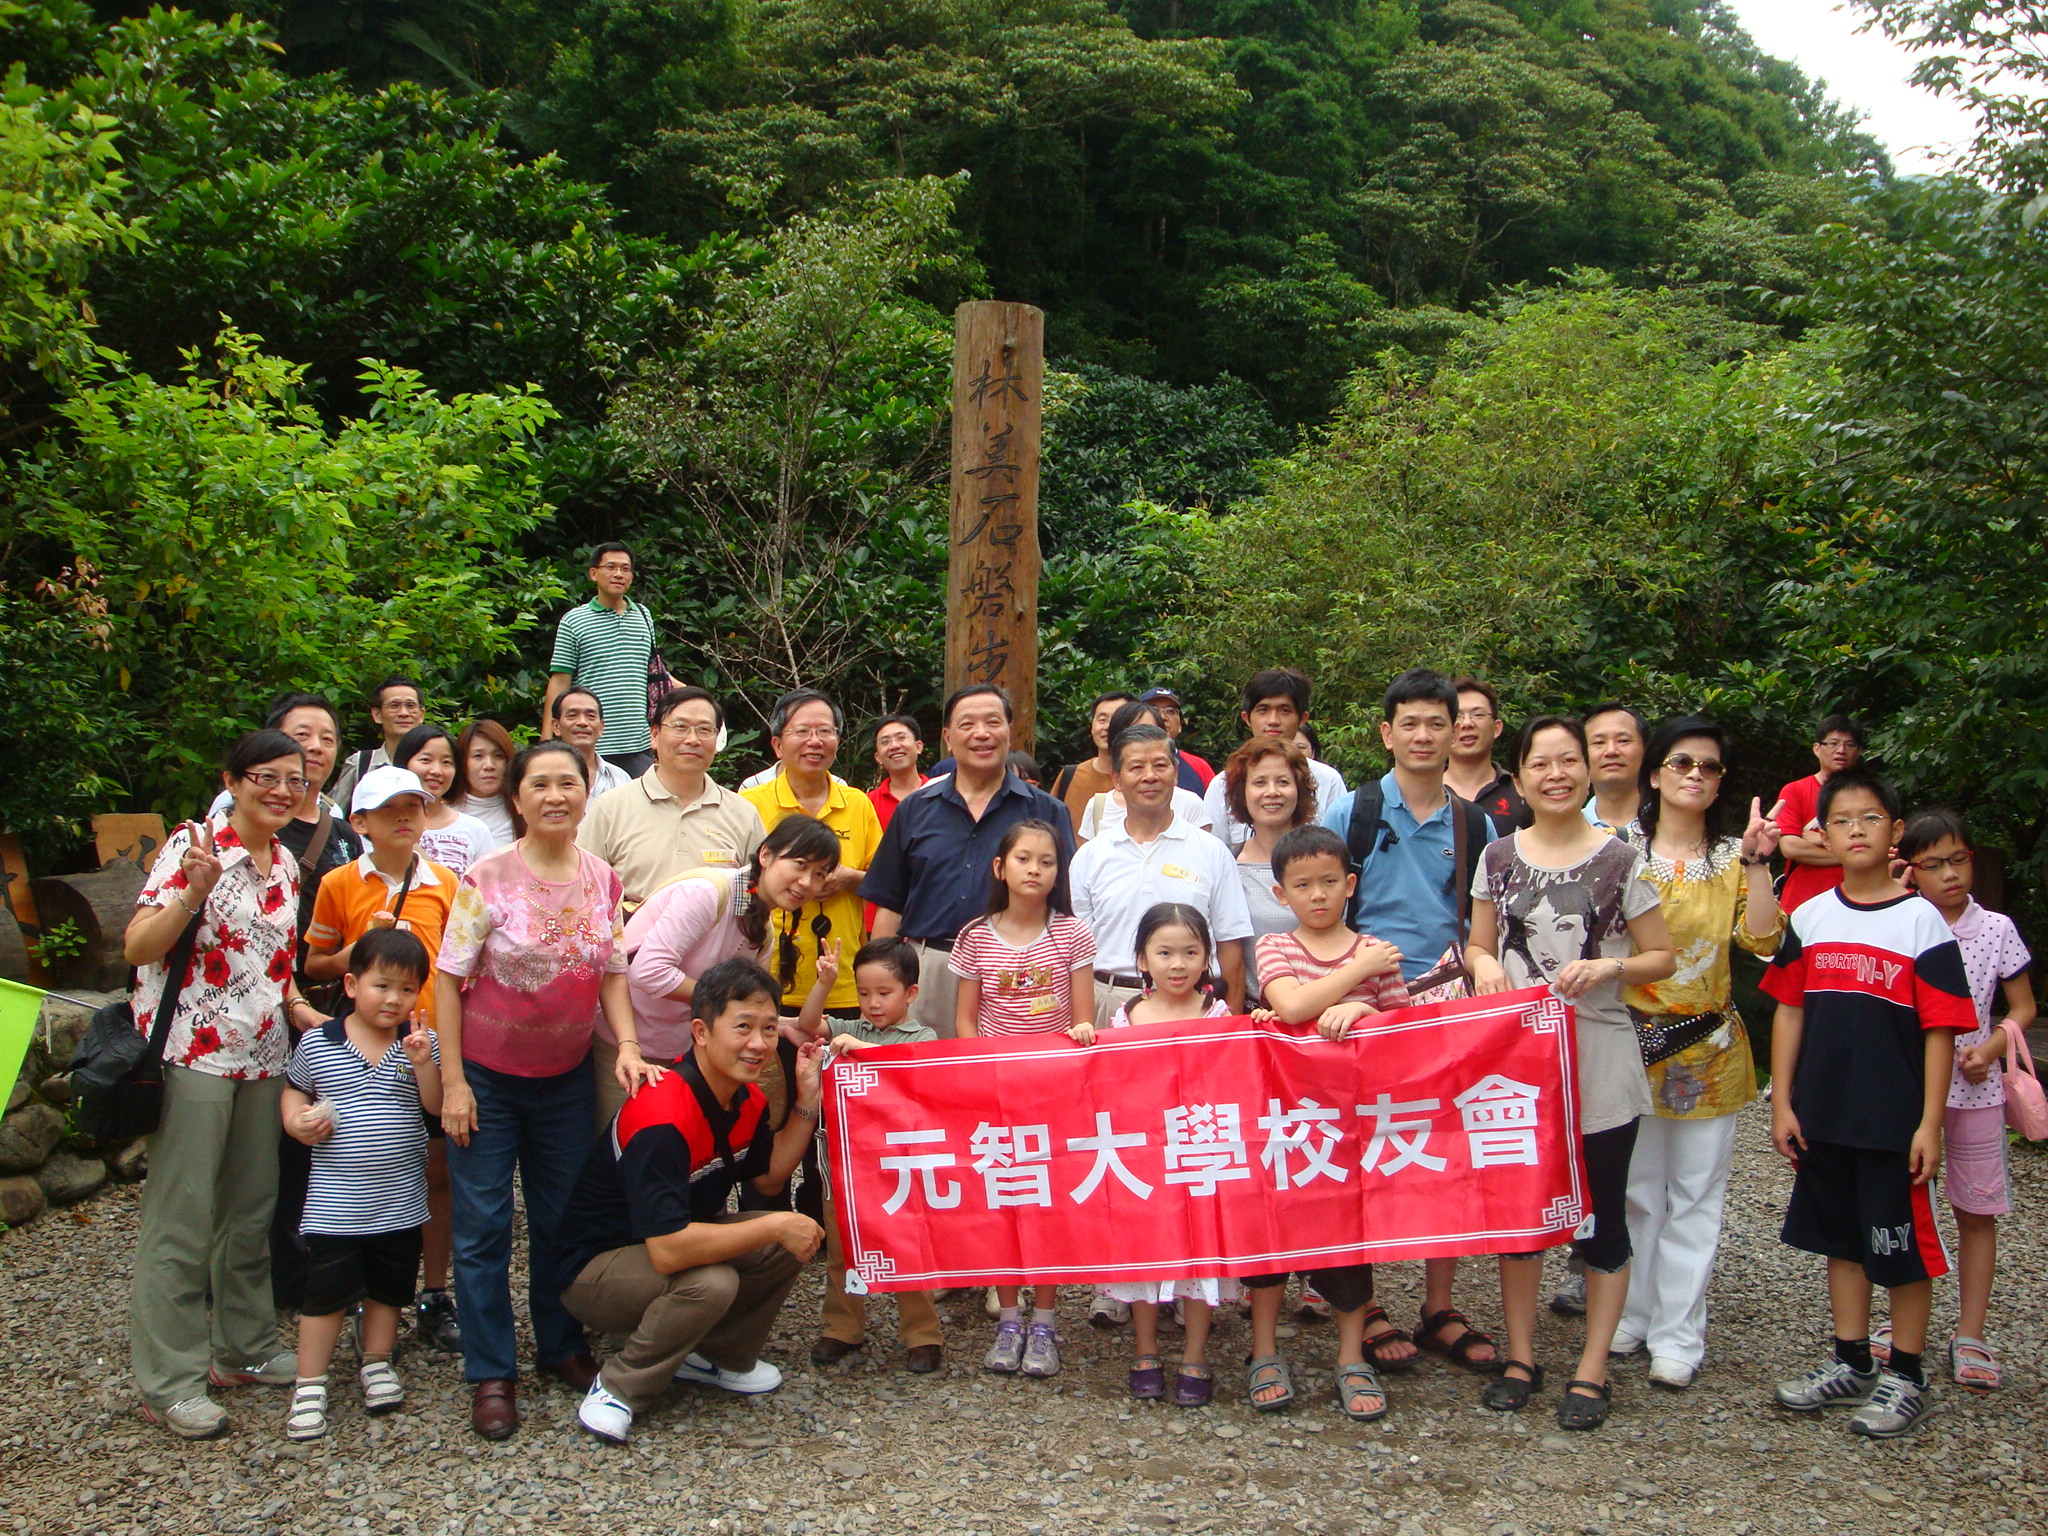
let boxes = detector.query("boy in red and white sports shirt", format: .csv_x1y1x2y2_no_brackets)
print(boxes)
1764,770,1973,1439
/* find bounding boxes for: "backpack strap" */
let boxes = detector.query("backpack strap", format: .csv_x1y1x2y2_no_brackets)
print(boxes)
1342,782,1387,928
1446,790,1489,945
1052,763,1077,801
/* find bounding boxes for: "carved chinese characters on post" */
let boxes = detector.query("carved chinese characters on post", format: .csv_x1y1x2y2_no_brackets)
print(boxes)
948,302,1043,751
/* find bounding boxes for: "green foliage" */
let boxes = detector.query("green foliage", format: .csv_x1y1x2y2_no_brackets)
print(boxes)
29,917,87,964
4,328,565,835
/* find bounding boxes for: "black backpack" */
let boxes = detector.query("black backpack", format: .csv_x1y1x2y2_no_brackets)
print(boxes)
1340,781,1491,944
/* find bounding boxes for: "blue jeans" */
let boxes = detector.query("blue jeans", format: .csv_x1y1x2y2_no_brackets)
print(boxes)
446,1056,597,1381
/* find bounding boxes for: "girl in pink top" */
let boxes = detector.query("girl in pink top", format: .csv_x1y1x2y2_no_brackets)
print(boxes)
947,819,1097,1381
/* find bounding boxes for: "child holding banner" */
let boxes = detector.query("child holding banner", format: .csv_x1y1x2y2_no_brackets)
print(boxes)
1467,716,1673,1431
949,818,1098,1378
1100,903,1240,1407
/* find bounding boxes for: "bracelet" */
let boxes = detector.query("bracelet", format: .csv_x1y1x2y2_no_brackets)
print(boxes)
616,1039,643,1054
790,1100,822,1122
176,892,203,915
1740,855,1769,868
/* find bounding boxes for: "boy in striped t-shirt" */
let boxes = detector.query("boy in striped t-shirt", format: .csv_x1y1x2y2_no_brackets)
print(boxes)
280,928,444,1441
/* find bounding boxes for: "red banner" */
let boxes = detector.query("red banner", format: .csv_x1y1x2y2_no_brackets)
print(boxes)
824,985,1585,1292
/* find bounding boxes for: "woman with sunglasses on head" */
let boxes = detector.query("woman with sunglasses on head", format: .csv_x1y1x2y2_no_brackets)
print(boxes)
1613,717,1784,1389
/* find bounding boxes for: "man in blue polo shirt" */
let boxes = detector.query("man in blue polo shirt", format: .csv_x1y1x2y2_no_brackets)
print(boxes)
864,684,1076,1038
1323,667,1504,1376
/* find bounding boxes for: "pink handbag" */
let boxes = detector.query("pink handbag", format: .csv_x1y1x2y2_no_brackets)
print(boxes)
2002,1023,2048,1141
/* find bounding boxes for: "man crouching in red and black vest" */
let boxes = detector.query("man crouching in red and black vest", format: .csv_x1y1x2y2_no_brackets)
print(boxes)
558,957,826,1443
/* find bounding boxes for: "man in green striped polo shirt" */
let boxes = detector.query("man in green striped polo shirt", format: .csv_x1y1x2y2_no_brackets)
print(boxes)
544,542,661,776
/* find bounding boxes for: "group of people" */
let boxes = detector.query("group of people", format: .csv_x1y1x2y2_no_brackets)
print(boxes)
121,543,2032,1454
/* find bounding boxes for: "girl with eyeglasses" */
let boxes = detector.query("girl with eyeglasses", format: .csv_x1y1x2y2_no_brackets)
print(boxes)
1613,717,1786,1389
1891,809,2035,1390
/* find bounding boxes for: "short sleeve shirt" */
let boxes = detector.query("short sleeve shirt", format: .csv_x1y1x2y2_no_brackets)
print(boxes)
1762,889,1976,1147
578,770,766,907
1775,774,1846,913
949,914,1098,1035
134,818,300,1080
1205,755,1347,849
559,1055,773,1281
1254,930,1412,1015
743,774,885,1009
416,814,496,880
1941,899,2031,1110
1473,835,1661,1134
1072,816,1254,974
286,1018,438,1235
550,598,657,754
436,844,628,1078
862,772,1077,943
306,854,459,1026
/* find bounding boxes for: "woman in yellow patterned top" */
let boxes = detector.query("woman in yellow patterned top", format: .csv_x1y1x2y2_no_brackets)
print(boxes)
1616,717,1785,1390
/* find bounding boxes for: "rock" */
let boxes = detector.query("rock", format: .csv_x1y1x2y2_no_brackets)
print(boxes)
0,1102,65,1173
0,1174,45,1225
38,995,99,1066
6,1077,28,1114
1538,1433,1578,1453
39,1072,72,1106
824,1458,866,1480
1211,1424,1242,1440
37,1149,106,1205
1617,1478,1662,1498
106,1139,148,1182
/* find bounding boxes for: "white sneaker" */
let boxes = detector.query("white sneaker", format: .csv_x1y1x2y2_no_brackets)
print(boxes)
1548,1273,1586,1316
143,1395,228,1440
674,1353,784,1394
1648,1356,1695,1390
284,1381,328,1441
211,1350,298,1387
359,1359,405,1415
1608,1332,1646,1357
1089,1293,1131,1329
578,1378,634,1444
1847,1370,1934,1437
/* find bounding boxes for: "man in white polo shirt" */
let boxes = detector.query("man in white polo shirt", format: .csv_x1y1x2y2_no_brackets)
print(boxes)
1072,723,1252,1028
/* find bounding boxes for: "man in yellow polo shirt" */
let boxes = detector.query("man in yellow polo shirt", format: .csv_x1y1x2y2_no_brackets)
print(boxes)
741,690,880,1024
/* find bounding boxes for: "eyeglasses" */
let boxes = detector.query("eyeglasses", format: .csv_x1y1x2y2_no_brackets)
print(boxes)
243,771,313,793
1818,737,1857,750
783,727,841,743
661,720,719,740
1908,850,1974,872
1659,754,1726,779
1825,812,1892,830
594,562,634,574
1457,709,1494,723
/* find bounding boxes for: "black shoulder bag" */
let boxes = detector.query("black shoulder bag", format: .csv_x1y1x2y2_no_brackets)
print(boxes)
70,913,205,1142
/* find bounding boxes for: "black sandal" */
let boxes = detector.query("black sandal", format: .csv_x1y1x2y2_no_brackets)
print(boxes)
1556,1378,1612,1431
1480,1360,1545,1412
1359,1304,1420,1374
1417,1307,1501,1375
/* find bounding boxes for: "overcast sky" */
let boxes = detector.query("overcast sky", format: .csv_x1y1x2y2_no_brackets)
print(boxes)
1725,0,1981,173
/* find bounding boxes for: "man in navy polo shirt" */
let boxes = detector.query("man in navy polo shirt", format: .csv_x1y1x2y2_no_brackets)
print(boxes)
1323,667,1504,1375
864,684,1076,1038
558,959,826,1445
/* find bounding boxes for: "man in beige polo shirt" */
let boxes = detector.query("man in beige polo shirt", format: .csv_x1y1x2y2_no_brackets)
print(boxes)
580,687,765,910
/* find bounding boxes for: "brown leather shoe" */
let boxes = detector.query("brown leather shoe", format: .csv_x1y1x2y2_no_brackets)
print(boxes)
905,1344,944,1375
471,1379,517,1440
539,1353,599,1393
811,1336,862,1365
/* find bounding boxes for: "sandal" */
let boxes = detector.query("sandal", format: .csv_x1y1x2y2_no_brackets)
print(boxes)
1480,1361,1545,1412
1129,1355,1166,1401
1417,1307,1500,1374
1333,1360,1389,1422
1556,1378,1613,1431
1245,1353,1295,1412
1359,1305,1420,1374
1871,1321,1892,1368
1950,1335,2001,1392
285,1379,328,1441
1174,1362,1214,1408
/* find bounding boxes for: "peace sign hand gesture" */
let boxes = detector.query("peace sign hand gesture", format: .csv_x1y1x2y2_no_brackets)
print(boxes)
1741,798,1784,864
178,820,224,904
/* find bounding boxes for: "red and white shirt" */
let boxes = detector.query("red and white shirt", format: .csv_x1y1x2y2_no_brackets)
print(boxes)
1762,889,1974,1149
949,913,1096,1036
1254,930,1413,1016
135,816,301,1080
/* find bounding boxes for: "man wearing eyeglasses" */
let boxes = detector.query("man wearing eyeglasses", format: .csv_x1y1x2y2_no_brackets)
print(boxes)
1774,715,1867,913
743,690,882,1023
545,542,660,777
579,687,764,909
1445,677,1529,831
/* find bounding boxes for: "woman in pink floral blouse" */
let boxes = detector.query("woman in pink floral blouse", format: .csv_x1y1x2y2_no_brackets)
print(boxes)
434,739,662,1440
127,729,323,1439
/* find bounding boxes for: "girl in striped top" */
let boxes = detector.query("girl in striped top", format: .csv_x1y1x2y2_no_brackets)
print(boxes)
948,818,1097,1380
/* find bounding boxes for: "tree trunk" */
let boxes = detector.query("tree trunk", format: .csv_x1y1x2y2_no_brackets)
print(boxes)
31,862,147,992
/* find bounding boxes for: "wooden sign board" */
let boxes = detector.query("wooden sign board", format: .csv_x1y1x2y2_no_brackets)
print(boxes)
94,814,167,872
946,300,1044,754
0,833,45,985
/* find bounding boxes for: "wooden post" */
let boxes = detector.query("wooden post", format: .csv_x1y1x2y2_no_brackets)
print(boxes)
947,301,1043,754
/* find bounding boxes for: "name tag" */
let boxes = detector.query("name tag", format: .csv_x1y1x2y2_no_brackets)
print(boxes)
1161,863,1193,881
700,850,736,865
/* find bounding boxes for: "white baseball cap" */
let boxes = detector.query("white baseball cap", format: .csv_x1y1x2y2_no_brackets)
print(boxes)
351,765,433,814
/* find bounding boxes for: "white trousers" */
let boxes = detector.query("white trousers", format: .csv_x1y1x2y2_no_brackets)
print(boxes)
1618,1111,1740,1368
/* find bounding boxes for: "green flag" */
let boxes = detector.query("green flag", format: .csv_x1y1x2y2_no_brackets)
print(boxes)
0,978,43,1103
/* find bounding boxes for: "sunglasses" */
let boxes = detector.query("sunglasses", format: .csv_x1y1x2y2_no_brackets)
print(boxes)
1659,754,1726,779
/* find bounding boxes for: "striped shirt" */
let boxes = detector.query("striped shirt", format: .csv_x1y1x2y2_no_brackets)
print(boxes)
287,1018,440,1235
1255,930,1413,1015
550,597,656,754
949,913,1097,1035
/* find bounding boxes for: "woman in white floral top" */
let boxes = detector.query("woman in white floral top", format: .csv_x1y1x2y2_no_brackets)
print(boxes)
434,740,662,1440
128,729,325,1440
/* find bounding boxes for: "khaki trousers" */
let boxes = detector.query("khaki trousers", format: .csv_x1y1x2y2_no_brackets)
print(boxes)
820,1189,942,1348
591,1037,687,1128
1094,979,1144,1030
130,1067,286,1408
562,1217,804,1412
909,941,960,1039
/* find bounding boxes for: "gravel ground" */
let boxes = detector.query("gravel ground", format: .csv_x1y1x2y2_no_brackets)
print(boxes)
4,1101,2045,1536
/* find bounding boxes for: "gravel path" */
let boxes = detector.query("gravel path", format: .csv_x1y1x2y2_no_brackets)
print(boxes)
4,1102,2044,1536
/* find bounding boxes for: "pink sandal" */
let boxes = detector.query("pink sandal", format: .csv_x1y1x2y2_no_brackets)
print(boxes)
1951,1336,2001,1391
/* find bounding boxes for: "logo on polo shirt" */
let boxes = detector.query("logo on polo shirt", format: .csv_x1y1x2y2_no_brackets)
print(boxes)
701,851,736,864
